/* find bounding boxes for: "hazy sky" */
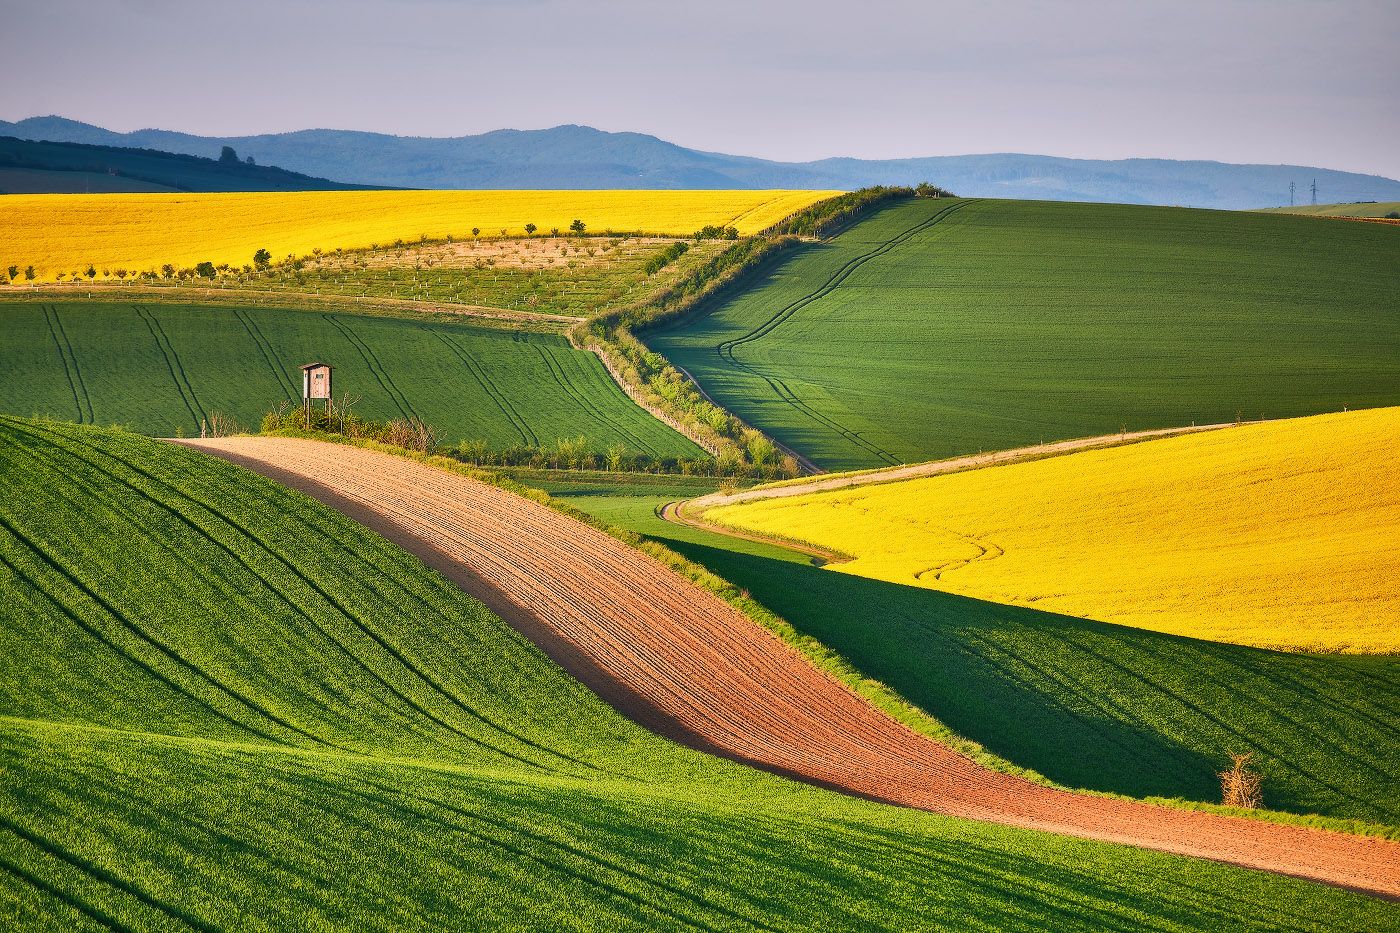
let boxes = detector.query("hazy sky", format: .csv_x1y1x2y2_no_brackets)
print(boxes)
4,0,1398,177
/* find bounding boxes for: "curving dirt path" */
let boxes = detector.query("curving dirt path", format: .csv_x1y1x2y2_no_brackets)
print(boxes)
685,422,1237,513
178,436,1400,899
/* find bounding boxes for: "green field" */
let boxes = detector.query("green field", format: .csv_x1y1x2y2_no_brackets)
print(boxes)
523,473,1400,828
7,421,1394,929
1258,202,1400,218
648,198,1400,470
0,300,700,456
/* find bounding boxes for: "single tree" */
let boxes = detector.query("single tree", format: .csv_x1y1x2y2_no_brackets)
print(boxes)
472,227,481,238
84,265,97,280
245,155,256,165
569,219,586,234
23,265,35,281
524,223,537,236
161,263,175,279
219,145,239,163
6,265,17,281
195,261,217,279
253,248,272,268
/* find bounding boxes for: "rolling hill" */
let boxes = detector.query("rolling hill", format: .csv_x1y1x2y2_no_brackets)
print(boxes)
6,418,1392,928
0,301,701,455
647,197,1400,471
7,116,1400,209
519,463,1400,826
0,135,373,193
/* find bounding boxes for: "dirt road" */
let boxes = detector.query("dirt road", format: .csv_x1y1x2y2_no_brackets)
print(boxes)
180,436,1400,899
685,422,1235,511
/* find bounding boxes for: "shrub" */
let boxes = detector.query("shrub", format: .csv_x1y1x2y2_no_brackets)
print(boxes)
1219,752,1263,809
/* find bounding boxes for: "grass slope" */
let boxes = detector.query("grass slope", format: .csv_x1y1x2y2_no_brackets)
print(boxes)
705,409,1400,653
0,189,837,278
523,473,1400,828
0,300,699,456
4,421,1391,929
649,197,1400,470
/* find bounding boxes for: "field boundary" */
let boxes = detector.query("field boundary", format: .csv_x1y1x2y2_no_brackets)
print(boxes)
0,285,579,331
683,421,1236,512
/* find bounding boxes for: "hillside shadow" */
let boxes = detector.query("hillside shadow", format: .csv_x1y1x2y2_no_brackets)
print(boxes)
661,538,1399,822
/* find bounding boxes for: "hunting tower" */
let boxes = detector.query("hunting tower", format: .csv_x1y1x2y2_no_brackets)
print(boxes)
301,362,333,406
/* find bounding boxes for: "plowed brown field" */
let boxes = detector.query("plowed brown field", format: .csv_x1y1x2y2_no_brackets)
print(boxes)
179,436,1400,899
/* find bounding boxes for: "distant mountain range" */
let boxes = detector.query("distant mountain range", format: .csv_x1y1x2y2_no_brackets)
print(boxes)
5,115,1399,210
0,135,374,194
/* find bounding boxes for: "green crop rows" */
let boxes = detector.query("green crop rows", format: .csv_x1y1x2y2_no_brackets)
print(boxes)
525,473,1400,829
5,420,1392,928
649,198,1400,470
0,300,700,457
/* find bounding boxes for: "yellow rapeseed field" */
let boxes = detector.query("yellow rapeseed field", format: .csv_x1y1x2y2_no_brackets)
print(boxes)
0,189,839,278
707,408,1400,652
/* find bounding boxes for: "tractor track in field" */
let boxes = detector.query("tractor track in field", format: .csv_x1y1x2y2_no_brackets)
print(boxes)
177,436,1400,900
433,332,538,447
712,200,974,467
532,345,653,455
133,304,206,429
324,315,421,423
233,307,299,400
40,304,92,424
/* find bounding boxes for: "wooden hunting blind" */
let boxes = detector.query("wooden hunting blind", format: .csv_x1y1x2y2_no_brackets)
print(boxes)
301,362,333,402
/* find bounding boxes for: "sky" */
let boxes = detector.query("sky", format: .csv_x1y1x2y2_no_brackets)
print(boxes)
3,0,1398,177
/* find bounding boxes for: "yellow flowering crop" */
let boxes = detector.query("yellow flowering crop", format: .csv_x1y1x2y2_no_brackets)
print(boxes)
707,408,1400,652
0,189,839,278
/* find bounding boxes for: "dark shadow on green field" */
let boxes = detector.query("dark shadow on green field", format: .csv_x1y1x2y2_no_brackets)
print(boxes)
660,536,1400,825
